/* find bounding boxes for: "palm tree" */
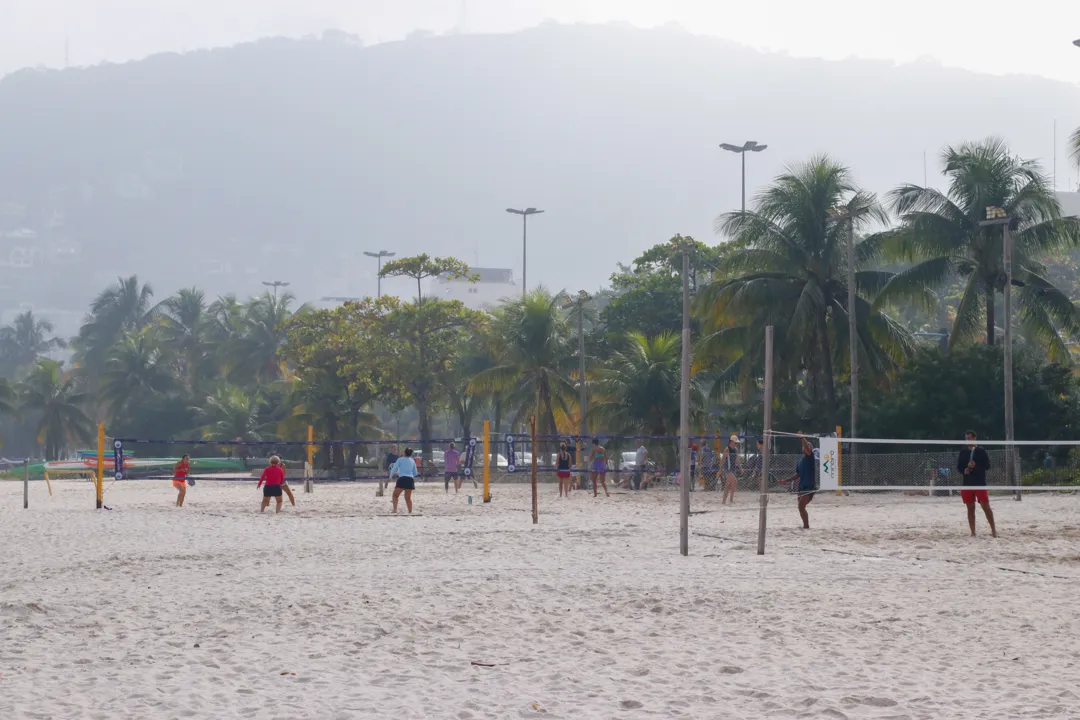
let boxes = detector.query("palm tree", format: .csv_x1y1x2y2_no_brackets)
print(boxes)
158,288,214,391
0,310,66,375
470,288,578,441
75,276,155,376
1071,126,1080,180
98,330,176,417
225,292,305,387
591,332,706,468
193,384,273,442
700,156,914,426
880,139,1080,360
19,360,94,460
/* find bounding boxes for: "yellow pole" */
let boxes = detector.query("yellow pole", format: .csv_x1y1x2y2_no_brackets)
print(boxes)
44,470,53,497
306,425,315,466
835,425,843,496
305,425,315,494
482,420,491,503
96,422,105,509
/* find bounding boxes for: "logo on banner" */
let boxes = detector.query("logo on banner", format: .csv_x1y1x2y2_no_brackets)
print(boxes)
113,439,124,481
505,434,517,473
462,437,477,477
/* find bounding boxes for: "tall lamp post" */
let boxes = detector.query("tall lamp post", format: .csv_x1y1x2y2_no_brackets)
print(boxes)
979,206,1020,501
561,290,591,455
506,207,544,297
262,280,289,301
677,237,693,556
363,250,396,298
719,141,768,214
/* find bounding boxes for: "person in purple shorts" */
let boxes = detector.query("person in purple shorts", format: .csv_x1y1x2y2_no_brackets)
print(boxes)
444,442,462,493
589,438,611,498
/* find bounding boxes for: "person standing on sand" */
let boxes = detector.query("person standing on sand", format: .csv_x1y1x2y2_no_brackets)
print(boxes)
257,456,287,514
721,434,741,504
172,454,190,507
785,436,816,529
390,448,418,514
589,438,610,498
957,431,997,538
632,440,648,491
556,442,573,497
444,442,461,493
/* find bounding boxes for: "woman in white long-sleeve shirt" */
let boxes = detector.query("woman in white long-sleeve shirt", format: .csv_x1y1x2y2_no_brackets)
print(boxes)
390,447,418,514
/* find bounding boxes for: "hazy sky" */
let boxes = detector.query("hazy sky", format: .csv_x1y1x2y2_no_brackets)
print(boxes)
4,0,1080,82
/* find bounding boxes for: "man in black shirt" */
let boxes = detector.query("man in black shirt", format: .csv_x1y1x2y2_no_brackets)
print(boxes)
956,431,997,537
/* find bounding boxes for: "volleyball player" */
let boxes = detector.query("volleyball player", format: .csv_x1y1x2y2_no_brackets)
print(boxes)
172,454,190,507
589,438,610,498
957,431,997,537
257,456,287,513
721,434,741,504
390,448,418,514
785,436,816,529
556,442,573,497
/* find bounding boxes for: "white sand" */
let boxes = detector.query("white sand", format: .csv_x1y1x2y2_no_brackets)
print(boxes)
1,478,1079,719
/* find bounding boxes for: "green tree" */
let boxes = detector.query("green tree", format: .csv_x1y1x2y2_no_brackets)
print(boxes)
193,384,273,442
382,296,482,462
471,288,578,444
863,344,1080,445
75,276,155,376
880,138,1080,360
19,360,94,460
225,291,306,387
590,331,706,468
700,156,913,427
0,310,67,377
157,288,214,392
98,330,177,419
379,254,474,306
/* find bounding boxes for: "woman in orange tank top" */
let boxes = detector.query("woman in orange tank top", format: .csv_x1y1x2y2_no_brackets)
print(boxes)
172,454,190,507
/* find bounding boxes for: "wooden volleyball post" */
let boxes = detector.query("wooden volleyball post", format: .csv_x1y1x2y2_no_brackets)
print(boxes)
96,422,105,509
482,420,491,503
530,415,538,524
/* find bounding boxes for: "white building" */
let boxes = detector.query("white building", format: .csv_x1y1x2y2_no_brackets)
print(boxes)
431,267,517,310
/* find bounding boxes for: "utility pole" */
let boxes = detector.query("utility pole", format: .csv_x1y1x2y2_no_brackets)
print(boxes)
827,206,870,446
363,250,396,298
562,290,591,464
757,326,774,555
980,206,1019,501
719,141,768,214
506,207,544,297
678,238,692,556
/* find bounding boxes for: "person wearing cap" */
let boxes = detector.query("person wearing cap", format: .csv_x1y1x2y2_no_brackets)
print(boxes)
721,434,742,504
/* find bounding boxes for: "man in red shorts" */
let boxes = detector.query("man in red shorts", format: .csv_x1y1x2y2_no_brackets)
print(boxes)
956,430,997,537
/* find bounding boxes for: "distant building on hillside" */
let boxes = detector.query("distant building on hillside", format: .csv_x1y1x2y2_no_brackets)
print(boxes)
1058,191,1080,218
432,267,516,310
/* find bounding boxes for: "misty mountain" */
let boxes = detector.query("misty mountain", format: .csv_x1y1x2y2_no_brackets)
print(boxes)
0,23,1078,324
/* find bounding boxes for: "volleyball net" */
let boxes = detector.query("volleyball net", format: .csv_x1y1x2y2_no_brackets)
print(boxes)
798,434,1080,494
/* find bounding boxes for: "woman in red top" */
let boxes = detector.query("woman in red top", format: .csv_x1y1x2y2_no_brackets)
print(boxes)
172,454,190,507
257,455,287,513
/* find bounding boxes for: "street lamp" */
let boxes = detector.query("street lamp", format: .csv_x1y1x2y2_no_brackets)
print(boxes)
979,206,1020,501
1073,38,1080,47
562,290,591,485
719,141,768,214
675,236,694,556
506,207,544,297
262,280,290,301
363,250,396,298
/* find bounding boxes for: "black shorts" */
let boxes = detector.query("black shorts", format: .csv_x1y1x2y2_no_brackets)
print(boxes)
444,472,458,481
396,477,415,491
799,485,815,499
263,485,283,498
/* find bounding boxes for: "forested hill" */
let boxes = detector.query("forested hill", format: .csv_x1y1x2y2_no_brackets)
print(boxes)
0,23,1078,312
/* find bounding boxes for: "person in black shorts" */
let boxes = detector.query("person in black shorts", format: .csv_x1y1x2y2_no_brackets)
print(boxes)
556,442,573,497
721,434,741,503
390,447,418,514
785,436,816,529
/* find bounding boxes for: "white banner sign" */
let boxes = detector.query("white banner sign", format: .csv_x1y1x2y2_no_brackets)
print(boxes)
818,436,839,491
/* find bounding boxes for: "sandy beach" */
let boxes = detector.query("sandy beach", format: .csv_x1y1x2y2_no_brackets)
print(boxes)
1,478,1078,719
